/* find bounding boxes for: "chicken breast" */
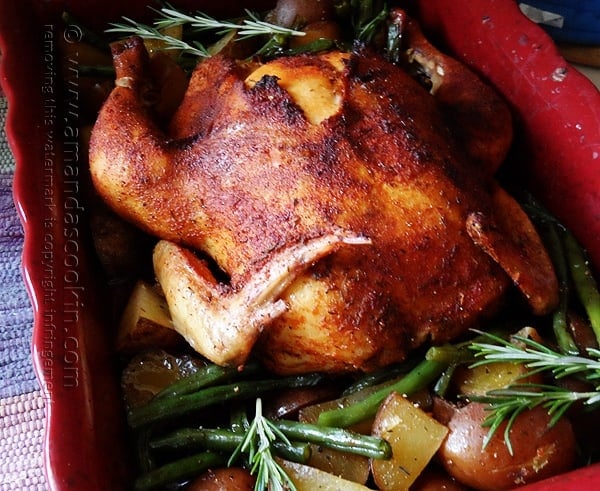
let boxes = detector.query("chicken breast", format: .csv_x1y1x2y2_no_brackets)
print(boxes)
89,30,558,374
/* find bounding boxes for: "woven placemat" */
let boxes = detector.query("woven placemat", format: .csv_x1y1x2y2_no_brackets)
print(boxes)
0,96,38,399
0,96,48,489
0,391,46,490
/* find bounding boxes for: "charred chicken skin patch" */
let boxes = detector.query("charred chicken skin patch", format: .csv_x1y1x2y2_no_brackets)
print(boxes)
89,22,558,374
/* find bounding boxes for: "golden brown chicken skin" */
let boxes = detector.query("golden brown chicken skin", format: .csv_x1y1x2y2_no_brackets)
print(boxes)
89,33,558,374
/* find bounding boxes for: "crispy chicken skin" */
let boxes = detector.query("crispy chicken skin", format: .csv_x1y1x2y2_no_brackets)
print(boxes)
89,27,558,373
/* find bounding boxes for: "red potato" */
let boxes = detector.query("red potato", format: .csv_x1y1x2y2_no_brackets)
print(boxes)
120,349,205,409
289,21,343,48
266,0,335,28
185,467,255,491
411,466,469,491
148,52,189,121
434,400,577,490
262,385,340,419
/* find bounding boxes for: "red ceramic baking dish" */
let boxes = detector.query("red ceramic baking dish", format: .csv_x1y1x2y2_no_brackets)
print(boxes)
1,0,599,489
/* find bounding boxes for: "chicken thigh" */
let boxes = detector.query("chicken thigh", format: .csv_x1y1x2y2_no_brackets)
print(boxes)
89,25,558,373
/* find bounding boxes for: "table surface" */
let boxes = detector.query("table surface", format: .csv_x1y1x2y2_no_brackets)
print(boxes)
0,62,598,491
0,95,46,489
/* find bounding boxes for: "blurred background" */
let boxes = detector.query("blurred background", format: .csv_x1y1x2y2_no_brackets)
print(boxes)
519,1,600,85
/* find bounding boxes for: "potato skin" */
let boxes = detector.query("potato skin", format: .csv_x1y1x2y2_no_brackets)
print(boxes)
411,466,469,491
434,401,577,490
266,0,335,27
185,467,255,491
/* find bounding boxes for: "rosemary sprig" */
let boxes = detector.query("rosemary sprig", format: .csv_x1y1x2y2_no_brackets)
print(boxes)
473,383,600,455
106,17,210,57
468,330,600,453
154,7,305,40
106,6,305,60
229,398,297,491
470,330,600,380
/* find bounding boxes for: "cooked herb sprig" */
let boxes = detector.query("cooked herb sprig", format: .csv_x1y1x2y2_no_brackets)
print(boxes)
153,7,305,40
469,330,600,453
473,383,600,455
229,398,298,491
470,330,600,380
106,16,210,57
107,6,305,59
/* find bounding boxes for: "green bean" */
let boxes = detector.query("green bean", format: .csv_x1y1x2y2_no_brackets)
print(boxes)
273,419,391,459
542,223,579,354
134,451,226,491
271,441,312,464
155,421,388,460
283,38,336,55
426,344,475,365
342,363,410,396
432,365,457,398
563,229,600,342
154,361,262,399
229,403,250,434
135,427,154,474
317,359,446,427
129,373,323,429
150,427,311,463
521,197,579,353
151,427,242,452
149,418,391,461
526,196,600,347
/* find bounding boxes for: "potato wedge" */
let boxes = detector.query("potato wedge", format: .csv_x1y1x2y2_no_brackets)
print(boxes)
302,444,370,485
371,392,448,491
116,280,182,353
143,25,183,58
453,326,544,397
453,361,534,397
278,459,373,491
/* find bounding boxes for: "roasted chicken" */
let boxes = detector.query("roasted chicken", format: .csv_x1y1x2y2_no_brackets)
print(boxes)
89,14,558,374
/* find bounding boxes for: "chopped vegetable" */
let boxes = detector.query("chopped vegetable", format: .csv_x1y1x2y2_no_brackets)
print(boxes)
116,280,180,354
434,401,576,490
469,330,600,451
371,392,448,490
277,459,374,491
150,417,390,461
135,451,227,491
106,6,306,59
317,359,447,428
229,399,299,491
128,372,324,428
